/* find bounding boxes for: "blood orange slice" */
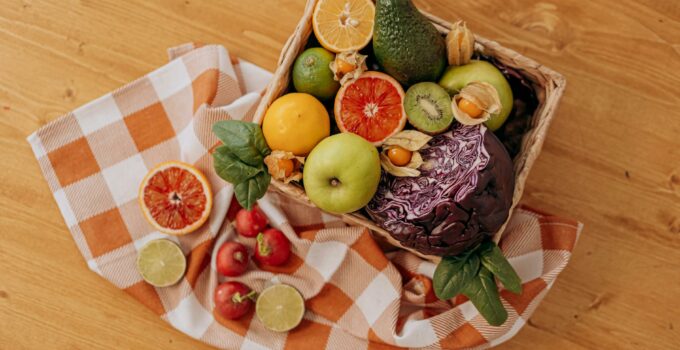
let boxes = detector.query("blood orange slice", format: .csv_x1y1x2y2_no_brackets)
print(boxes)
334,71,407,145
139,161,213,235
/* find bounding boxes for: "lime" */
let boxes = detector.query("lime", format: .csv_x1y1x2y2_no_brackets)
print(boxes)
292,47,340,101
136,239,186,287
255,284,305,332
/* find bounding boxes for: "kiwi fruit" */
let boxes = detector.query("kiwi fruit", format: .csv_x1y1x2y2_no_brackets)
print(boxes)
403,82,454,134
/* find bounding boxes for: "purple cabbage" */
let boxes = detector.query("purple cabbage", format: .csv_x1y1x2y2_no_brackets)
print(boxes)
366,124,515,257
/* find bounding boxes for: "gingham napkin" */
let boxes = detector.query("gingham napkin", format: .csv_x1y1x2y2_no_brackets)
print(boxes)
27,43,581,350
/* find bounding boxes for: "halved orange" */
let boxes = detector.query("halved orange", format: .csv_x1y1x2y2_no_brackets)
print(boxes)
139,161,212,235
312,0,375,53
334,71,407,145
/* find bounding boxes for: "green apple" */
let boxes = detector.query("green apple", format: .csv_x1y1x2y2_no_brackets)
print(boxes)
438,60,514,131
303,133,381,214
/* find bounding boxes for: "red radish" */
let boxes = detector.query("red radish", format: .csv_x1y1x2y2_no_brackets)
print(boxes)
255,228,291,266
235,206,268,237
214,281,256,320
216,241,249,277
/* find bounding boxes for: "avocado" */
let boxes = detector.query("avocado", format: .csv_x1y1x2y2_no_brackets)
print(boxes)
373,0,447,86
438,60,514,131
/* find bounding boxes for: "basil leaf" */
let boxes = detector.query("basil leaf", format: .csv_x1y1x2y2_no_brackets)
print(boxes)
234,171,271,210
480,242,522,294
213,146,263,184
433,254,480,300
212,121,270,166
463,267,508,326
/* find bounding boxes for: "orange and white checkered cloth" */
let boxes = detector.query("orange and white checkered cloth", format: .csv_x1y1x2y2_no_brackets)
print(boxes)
28,43,581,350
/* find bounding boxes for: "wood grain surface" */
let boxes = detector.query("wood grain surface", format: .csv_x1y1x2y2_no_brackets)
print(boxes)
1,0,679,349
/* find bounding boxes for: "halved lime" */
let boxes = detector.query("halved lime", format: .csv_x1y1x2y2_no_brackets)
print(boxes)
256,284,305,332
136,239,186,287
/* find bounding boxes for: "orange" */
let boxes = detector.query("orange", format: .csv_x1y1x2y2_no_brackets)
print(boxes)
262,93,330,156
139,161,212,235
334,71,407,145
312,0,375,53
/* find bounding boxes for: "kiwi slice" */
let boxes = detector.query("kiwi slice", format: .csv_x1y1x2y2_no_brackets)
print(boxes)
404,82,454,135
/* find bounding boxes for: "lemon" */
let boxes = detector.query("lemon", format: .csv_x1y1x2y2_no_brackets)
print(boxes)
255,284,305,332
262,93,330,156
136,239,186,287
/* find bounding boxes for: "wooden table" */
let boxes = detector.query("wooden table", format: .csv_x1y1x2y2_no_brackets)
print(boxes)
1,0,678,348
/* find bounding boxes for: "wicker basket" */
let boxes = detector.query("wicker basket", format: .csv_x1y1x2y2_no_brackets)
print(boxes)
253,0,566,261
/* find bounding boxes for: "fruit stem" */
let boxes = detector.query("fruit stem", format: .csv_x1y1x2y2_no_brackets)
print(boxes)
234,251,244,263
232,290,257,304
257,233,271,257
330,178,341,187
232,292,244,303
245,290,257,301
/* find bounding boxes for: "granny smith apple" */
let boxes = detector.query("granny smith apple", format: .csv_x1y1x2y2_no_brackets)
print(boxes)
438,60,513,131
303,133,381,214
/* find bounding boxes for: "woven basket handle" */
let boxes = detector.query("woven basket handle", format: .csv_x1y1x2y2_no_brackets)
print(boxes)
277,30,298,67
254,0,317,124
277,0,317,66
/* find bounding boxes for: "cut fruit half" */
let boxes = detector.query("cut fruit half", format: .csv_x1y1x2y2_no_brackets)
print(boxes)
404,82,454,135
136,239,186,287
255,284,305,332
334,71,407,145
312,0,375,53
139,161,213,235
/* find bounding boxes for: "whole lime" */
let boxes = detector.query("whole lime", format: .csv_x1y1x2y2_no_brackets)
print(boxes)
292,47,340,101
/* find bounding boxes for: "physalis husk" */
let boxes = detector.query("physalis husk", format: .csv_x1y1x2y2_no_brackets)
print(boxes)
330,51,368,85
380,130,432,177
451,82,502,126
264,150,305,184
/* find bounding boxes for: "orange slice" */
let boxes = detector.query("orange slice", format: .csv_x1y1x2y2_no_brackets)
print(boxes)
139,161,212,235
312,0,375,53
334,71,407,145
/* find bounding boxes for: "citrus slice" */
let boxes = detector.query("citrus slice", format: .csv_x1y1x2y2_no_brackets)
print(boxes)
312,0,375,53
255,284,305,332
139,161,212,235
334,71,407,145
136,239,186,287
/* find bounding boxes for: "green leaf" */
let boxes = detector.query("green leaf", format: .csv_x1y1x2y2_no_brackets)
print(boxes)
234,171,271,210
463,267,508,326
211,120,272,210
480,241,522,294
212,146,263,184
433,254,480,300
212,121,270,166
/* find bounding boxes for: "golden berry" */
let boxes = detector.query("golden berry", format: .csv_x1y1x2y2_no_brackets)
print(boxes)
336,59,355,74
457,98,483,118
387,146,412,166
277,159,294,177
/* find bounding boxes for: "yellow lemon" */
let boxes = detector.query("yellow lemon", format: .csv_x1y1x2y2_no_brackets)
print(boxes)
262,93,330,156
